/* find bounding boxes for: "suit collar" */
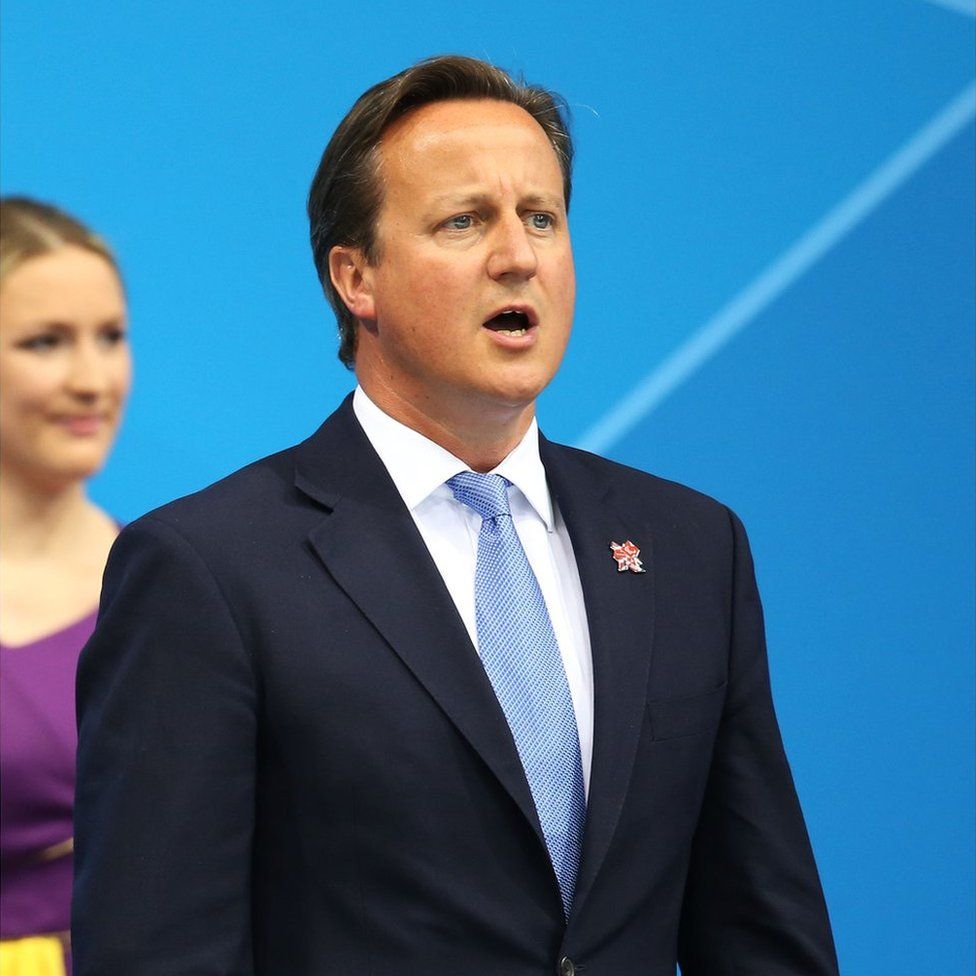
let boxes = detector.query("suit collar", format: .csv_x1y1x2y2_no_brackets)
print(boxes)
540,436,657,922
294,395,549,855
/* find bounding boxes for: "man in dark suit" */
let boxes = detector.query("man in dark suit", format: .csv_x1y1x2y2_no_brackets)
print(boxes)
73,56,839,975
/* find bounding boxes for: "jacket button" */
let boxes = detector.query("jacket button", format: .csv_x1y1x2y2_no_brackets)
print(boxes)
558,957,576,976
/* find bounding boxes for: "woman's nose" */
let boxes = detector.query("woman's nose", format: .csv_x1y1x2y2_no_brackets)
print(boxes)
64,340,111,399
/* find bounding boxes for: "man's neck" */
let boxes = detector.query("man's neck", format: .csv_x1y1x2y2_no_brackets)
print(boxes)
357,376,535,473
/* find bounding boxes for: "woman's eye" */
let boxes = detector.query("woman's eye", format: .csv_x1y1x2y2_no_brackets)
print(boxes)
19,334,62,352
97,327,128,348
529,213,554,230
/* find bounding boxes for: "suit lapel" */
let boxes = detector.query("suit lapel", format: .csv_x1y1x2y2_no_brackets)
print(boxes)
294,399,546,851
541,438,657,920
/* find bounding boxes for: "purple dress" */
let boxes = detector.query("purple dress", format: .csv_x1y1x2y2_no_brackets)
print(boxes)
0,609,96,968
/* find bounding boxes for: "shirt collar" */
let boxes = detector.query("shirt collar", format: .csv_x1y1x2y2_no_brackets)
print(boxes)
352,385,555,532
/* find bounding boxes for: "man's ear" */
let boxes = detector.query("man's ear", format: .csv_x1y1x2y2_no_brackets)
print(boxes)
329,245,376,323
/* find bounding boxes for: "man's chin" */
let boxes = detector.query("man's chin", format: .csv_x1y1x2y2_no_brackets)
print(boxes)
471,380,549,415
476,360,560,407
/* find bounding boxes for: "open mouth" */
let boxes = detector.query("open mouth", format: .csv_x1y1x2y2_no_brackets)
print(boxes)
483,309,533,337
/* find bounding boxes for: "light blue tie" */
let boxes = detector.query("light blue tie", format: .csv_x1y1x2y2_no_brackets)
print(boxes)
447,471,586,917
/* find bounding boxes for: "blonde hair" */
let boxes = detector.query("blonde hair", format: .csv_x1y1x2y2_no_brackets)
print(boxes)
0,197,119,286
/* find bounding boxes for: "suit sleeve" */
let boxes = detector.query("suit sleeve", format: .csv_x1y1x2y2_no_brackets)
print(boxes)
72,516,257,976
677,509,839,975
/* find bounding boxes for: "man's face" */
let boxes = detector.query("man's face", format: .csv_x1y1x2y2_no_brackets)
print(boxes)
349,98,575,429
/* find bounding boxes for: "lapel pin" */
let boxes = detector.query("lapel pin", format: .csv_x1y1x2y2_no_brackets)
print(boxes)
610,540,646,574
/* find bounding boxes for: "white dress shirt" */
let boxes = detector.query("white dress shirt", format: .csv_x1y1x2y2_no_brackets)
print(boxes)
353,386,594,795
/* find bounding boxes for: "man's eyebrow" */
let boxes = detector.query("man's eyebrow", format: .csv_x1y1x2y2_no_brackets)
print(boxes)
427,191,491,209
520,192,565,211
426,191,566,211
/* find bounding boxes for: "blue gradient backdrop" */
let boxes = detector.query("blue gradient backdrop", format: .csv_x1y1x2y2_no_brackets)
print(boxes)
2,2,973,971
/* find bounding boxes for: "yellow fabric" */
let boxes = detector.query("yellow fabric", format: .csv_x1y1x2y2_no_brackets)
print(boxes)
0,936,66,976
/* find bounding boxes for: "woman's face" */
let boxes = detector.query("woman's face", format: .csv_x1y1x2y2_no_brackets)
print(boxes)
0,245,132,489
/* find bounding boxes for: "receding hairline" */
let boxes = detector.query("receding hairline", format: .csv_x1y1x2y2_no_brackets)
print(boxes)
382,94,557,135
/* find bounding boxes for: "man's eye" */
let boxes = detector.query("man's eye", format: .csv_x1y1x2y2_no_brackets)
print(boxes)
529,213,554,230
445,214,474,231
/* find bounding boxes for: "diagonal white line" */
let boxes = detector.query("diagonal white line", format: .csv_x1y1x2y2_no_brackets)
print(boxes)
919,0,976,18
574,80,976,455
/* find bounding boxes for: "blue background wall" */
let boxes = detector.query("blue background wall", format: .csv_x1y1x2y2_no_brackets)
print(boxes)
3,1,973,971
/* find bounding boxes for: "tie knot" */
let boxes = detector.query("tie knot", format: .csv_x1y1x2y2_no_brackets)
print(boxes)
447,471,512,521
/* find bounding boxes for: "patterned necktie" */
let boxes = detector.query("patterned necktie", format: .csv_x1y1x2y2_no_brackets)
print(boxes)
447,471,586,917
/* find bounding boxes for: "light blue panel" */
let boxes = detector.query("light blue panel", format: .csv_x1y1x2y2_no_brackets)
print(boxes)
2,1,973,971
615,127,975,974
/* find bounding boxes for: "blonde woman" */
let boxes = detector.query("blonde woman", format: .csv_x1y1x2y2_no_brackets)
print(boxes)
0,198,131,975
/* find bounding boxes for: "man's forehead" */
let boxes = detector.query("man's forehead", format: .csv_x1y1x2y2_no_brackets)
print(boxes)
377,99,563,198
381,98,552,157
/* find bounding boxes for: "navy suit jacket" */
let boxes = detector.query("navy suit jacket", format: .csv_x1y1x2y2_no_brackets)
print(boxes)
73,395,838,975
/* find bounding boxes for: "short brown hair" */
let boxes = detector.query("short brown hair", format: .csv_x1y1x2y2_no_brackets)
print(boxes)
0,196,119,286
307,55,573,368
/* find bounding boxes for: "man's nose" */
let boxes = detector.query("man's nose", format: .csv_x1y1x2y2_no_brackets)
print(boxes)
487,216,539,281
